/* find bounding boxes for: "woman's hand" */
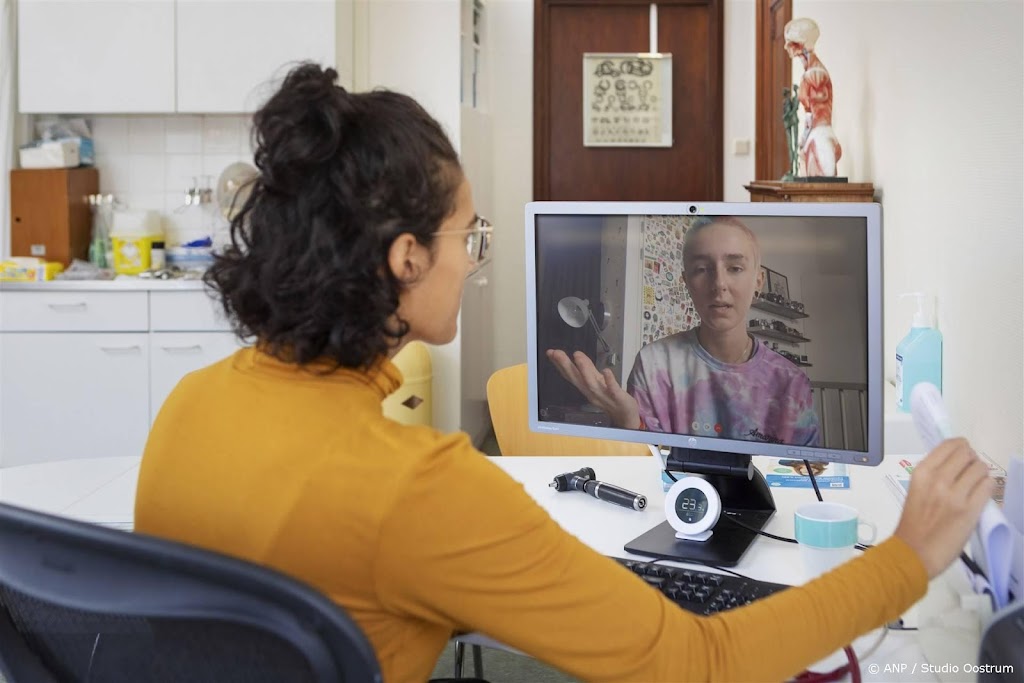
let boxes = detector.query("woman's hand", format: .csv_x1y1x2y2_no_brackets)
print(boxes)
545,349,642,430
893,438,994,579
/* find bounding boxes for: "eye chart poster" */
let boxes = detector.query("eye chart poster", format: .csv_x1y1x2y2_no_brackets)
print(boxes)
583,53,673,147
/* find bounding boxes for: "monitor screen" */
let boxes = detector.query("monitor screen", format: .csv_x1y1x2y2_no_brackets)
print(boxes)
525,202,883,466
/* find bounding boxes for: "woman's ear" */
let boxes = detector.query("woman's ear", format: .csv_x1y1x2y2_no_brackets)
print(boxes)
387,233,428,284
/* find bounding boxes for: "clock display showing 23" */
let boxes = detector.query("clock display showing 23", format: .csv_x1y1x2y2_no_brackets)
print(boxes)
675,490,709,524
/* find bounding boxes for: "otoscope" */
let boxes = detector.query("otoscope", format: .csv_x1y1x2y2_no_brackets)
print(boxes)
548,467,648,511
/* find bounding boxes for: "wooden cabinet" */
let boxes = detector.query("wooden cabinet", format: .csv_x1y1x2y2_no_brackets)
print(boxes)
0,286,242,467
744,180,876,203
10,168,98,265
17,0,175,113
18,0,336,113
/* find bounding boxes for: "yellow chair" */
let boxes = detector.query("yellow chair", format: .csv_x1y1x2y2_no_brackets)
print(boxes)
486,364,651,456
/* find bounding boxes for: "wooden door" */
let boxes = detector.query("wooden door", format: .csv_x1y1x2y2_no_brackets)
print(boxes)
535,0,723,201
755,0,793,181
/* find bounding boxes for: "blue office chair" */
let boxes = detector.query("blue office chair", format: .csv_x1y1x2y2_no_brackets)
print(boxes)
0,502,382,683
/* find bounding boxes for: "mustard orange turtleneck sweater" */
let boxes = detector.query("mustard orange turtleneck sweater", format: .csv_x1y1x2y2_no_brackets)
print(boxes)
136,347,927,683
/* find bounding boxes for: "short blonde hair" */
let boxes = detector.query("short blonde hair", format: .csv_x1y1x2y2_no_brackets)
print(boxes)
682,216,762,272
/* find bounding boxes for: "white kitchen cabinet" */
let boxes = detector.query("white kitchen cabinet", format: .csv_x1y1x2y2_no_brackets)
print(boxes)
18,0,337,114
176,0,336,113
0,285,242,467
150,332,240,423
17,0,176,113
0,333,151,467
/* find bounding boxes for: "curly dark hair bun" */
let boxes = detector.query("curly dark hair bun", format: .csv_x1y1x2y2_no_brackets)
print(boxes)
205,62,462,370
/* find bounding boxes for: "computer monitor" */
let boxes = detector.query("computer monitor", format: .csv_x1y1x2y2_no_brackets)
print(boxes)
525,201,883,565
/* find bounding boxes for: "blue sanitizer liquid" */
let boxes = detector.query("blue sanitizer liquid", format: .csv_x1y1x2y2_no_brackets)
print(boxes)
896,327,943,412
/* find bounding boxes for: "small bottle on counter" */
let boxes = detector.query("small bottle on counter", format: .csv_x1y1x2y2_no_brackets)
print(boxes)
150,241,166,271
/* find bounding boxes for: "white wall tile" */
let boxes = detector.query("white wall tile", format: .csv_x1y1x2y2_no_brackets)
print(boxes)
127,117,166,154
91,116,130,154
128,154,167,194
165,154,204,193
165,116,203,153
95,153,132,195
120,193,165,215
203,154,243,182
78,114,255,246
202,116,243,155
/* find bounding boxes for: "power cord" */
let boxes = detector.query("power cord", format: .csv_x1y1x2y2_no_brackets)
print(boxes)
720,511,871,552
803,459,824,502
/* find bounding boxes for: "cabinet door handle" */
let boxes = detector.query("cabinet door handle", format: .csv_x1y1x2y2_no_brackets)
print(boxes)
47,302,88,311
99,345,142,354
159,345,203,354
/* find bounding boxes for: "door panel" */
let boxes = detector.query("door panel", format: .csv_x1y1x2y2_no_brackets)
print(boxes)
536,0,723,201
755,0,793,180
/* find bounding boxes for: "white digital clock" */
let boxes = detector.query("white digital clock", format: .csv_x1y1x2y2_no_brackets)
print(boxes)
664,476,722,542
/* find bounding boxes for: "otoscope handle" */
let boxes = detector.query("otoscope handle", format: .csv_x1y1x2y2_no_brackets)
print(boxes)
582,479,648,511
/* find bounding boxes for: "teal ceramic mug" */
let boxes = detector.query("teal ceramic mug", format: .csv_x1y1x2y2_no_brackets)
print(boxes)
794,502,876,579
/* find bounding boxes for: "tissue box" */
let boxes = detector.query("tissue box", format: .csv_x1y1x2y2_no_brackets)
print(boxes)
0,258,65,281
19,139,80,169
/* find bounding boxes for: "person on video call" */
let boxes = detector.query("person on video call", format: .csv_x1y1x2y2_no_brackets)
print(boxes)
135,63,993,683
548,215,822,446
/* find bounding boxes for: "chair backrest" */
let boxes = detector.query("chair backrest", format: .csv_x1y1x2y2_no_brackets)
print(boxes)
0,503,382,683
487,364,651,456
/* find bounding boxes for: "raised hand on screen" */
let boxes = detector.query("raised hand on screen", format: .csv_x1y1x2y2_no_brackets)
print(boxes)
546,349,641,430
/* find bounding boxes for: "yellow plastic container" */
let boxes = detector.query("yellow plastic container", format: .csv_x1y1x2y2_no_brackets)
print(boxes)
111,209,163,275
381,341,433,427
0,257,64,281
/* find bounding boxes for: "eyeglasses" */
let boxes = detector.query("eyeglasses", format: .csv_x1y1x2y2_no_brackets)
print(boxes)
434,216,493,265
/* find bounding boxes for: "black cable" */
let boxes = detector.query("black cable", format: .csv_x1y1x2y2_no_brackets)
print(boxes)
721,513,798,544
803,459,823,502
801,462,872,551
722,511,871,552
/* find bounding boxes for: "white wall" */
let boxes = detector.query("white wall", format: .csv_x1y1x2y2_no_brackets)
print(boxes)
356,0,468,436
489,0,533,372
722,0,756,201
489,0,1023,464
792,0,1023,466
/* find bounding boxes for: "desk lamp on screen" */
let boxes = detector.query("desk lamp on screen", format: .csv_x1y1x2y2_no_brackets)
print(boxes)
525,202,882,566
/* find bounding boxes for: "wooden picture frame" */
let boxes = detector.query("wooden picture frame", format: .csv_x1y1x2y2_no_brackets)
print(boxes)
582,53,673,147
767,268,790,300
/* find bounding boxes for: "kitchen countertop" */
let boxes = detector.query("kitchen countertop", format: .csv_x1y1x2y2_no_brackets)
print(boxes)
0,278,210,291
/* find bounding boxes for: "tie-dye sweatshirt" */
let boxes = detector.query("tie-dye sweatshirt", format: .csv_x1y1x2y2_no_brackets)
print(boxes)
627,328,821,446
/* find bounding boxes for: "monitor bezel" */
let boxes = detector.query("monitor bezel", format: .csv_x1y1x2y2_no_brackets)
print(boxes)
524,201,884,467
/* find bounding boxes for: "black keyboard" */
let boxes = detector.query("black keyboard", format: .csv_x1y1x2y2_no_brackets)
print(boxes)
614,557,791,615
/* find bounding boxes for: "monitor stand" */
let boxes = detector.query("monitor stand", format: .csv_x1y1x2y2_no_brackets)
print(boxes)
624,448,775,567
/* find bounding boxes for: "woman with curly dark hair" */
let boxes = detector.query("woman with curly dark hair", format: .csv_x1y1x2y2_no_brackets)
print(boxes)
134,63,994,683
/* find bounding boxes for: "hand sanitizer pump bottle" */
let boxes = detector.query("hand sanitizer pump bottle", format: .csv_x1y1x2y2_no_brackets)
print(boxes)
896,293,943,412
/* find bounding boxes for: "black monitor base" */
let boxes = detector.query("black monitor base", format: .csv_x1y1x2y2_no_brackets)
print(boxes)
623,448,776,567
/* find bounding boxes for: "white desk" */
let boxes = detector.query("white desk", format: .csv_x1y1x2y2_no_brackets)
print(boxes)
0,456,140,529
1,454,972,681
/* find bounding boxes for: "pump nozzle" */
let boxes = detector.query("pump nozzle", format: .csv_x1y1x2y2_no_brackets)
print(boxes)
899,292,932,328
